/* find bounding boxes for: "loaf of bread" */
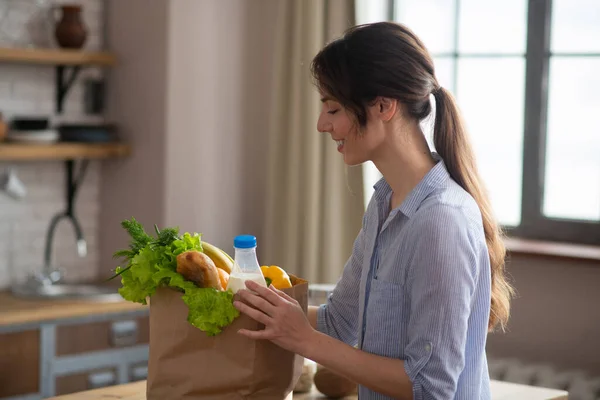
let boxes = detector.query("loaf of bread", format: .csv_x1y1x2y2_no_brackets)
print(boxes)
313,364,358,398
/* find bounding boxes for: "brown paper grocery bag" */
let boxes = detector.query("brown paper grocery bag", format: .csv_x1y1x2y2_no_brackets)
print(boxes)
146,276,308,400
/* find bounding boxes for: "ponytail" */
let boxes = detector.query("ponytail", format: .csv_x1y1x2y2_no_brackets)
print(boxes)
433,87,514,332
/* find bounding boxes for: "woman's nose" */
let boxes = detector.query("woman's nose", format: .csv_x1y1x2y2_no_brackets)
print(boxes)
317,114,332,133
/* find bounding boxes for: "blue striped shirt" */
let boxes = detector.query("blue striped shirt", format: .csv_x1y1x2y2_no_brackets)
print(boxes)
317,154,492,399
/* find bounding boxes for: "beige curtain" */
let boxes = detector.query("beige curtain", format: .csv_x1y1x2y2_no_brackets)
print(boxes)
263,0,364,284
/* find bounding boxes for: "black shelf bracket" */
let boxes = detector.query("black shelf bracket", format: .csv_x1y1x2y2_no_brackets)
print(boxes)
56,65,82,113
43,159,89,275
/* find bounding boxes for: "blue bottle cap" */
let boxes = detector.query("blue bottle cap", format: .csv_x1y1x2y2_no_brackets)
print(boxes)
234,234,257,249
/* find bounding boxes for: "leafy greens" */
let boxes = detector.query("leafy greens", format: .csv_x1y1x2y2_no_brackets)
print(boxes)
111,217,239,336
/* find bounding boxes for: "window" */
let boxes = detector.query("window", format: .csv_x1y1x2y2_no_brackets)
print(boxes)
357,0,600,245
544,0,600,224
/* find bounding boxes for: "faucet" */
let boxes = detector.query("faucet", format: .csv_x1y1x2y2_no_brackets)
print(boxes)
41,213,87,285
38,160,89,285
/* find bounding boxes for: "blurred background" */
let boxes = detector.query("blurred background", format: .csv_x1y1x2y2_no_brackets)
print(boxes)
0,0,598,399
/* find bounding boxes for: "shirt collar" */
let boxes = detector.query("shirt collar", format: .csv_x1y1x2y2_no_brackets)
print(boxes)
372,152,450,218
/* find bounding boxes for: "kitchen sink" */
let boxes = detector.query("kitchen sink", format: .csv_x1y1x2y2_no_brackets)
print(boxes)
12,280,123,302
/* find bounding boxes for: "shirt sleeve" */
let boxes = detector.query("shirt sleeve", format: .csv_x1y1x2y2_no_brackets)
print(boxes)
403,205,480,400
316,226,366,346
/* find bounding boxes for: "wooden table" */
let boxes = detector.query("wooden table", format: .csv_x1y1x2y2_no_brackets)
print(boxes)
47,379,568,399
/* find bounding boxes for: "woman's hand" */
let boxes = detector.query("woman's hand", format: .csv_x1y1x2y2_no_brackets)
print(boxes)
234,280,315,355
236,281,413,399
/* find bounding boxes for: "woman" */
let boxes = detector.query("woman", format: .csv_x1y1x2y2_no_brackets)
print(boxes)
234,21,513,399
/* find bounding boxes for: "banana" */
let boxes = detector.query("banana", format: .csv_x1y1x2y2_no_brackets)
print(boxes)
202,241,233,274
220,248,234,263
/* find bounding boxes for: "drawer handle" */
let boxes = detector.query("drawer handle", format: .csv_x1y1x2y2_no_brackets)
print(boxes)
131,365,148,381
88,370,116,389
110,320,138,347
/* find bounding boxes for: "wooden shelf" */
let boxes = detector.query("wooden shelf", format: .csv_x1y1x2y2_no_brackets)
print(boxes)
0,143,130,161
0,47,116,112
0,47,116,66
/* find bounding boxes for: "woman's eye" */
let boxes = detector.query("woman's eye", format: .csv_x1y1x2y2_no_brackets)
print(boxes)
328,110,339,115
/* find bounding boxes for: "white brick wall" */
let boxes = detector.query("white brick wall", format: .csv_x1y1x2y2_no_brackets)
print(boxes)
0,161,100,288
0,0,106,289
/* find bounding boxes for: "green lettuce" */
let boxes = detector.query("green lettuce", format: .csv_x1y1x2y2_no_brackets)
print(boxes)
111,218,239,336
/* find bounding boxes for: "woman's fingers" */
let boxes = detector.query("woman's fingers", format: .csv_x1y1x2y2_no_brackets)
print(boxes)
245,280,285,306
233,300,272,326
236,289,276,317
237,328,270,340
269,284,295,303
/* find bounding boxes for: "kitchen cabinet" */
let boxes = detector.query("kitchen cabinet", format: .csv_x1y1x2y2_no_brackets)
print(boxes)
55,316,149,356
55,367,118,396
0,329,40,398
0,293,150,400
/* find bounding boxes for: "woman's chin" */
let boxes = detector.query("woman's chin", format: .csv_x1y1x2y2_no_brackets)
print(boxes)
342,153,367,166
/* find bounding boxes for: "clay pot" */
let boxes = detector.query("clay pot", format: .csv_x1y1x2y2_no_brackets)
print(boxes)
54,5,87,49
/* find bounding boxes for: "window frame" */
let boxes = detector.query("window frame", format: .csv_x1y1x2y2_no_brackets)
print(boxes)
387,0,600,245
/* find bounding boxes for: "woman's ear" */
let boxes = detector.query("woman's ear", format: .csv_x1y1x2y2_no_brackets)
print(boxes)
375,97,398,122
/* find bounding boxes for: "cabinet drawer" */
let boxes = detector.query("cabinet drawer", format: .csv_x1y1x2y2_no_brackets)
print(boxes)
55,367,118,395
56,316,149,356
0,329,39,397
130,362,148,382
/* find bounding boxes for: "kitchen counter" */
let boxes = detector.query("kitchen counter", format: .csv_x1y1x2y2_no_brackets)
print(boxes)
0,290,147,328
47,379,569,399
0,289,151,399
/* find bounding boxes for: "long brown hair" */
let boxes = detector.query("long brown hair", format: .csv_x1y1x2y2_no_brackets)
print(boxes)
311,21,513,331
